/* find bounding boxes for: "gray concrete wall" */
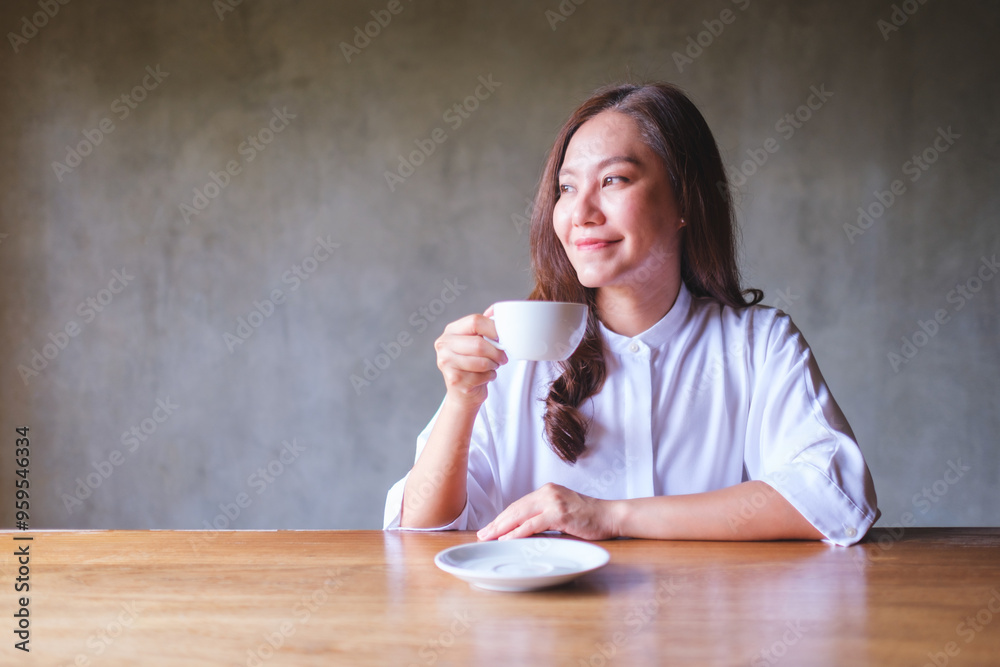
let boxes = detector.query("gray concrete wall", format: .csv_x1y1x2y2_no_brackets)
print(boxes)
0,0,996,531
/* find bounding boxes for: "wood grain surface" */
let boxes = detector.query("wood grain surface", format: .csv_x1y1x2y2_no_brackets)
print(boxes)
1,528,998,666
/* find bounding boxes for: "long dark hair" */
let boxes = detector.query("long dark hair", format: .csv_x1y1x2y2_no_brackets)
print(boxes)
528,82,762,464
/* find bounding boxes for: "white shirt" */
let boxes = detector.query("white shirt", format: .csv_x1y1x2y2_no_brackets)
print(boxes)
384,283,879,546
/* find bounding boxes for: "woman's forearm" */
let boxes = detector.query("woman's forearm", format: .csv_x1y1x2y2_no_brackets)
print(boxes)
399,397,480,528
609,480,824,541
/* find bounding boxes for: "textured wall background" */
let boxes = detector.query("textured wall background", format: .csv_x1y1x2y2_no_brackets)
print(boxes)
0,0,996,531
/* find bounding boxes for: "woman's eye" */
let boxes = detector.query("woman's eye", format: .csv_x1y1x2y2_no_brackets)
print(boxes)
558,183,573,193
603,175,625,187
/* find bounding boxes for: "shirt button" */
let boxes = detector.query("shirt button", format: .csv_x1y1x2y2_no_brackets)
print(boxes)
628,342,640,353
845,526,857,538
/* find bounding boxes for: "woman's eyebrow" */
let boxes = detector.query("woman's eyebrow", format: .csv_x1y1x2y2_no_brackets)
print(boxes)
559,155,642,178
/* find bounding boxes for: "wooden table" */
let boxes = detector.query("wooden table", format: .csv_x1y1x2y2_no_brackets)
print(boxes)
1,528,998,666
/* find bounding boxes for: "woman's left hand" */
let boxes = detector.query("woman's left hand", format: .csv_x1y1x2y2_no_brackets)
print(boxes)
476,483,619,541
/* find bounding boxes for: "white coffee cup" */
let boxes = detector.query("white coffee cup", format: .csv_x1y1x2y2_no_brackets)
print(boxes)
486,301,588,361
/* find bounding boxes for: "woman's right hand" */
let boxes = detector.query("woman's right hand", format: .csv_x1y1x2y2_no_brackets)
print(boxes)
434,308,508,409
403,311,503,528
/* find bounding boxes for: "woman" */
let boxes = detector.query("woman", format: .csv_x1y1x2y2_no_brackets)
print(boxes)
384,82,878,545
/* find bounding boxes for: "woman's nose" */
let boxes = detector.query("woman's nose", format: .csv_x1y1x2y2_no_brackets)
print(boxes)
571,184,605,227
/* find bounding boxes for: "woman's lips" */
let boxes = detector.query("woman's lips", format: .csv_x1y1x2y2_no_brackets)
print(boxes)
575,238,620,250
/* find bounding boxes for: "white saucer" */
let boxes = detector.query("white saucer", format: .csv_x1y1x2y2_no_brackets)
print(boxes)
434,538,610,592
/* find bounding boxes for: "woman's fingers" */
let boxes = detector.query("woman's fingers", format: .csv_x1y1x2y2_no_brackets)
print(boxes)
432,313,509,407
497,516,549,541
444,313,501,348
478,488,555,540
435,339,504,394
478,484,615,542
478,499,540,541
478,311,499,345
435,314,508,383
436,335,503,367
442,312,493,337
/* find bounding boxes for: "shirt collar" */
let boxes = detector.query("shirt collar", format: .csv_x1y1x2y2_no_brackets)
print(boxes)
599,282,692,354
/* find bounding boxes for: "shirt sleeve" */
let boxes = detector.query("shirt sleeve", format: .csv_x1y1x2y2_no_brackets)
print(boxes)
383,400,505,531
743,311,879,546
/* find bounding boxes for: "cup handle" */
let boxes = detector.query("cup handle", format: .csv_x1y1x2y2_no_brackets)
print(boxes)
483,336,504,350
483,313,504,350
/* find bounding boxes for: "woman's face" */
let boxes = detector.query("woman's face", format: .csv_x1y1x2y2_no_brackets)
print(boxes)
553,111,683,296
